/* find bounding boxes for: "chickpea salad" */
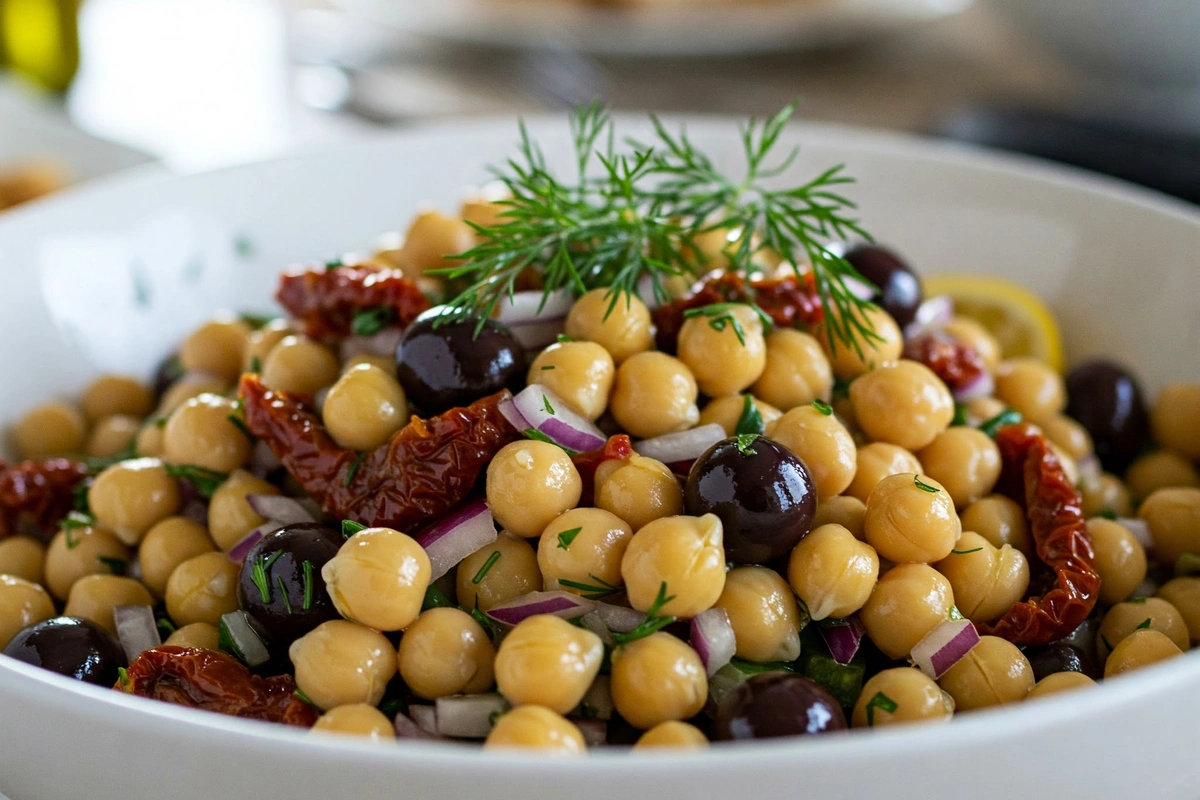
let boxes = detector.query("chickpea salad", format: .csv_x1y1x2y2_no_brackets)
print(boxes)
2,104,1199,754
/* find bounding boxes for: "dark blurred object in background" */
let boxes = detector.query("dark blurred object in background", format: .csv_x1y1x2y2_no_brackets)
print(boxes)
0,0,79,92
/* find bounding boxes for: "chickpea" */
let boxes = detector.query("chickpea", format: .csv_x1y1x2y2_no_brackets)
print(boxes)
1157,578,1200,643
611,632,706,729
495,615,603,714
1096,597,1189,662
860,564,955,659
788,524,878,620
864,473,961,564
243,319,291,372
0,536,45,584
158,374,228,414
916,428,1001,509
812,495,867,541
487,441,582,537
633,721,708,750
311,704,395,741
165,622,220,650
205,470,278,551
714,566,803,662
564,288,653,364
398,209,475,275
88,457,182,547
538,508,633,595
1138,487,1200,565
398,607,496,700
938,636,1033,712
81,375,155,422
135,421,165,458
1104,629,1183,678
700,395,782,436
1081,472,1134,519
993,358,1064,423
484,705,585,755
815,304,904,380
85,414,141,459
63,575,154,635
0,575,55,649
164,551,240,627
752,329,833,411
44,526,131,602
960,495,1032,556
1026,671,1096,699
850,360,954,452
261,335,340,396
457,531,541,612
677,305,767,397
1039,414,1094,461
610,352,700,439
179,317,252,384
770,405,857,500
942,316,1001,371
290,620,397,709
933,532,1029,624
964,396,1006,427
620,514,726,618
322,527,431,631
1150,383,1200,459
851,668,952,728
138,516,215,597
13,401,86,458
1087,518,1148,605
322,364,409,451
843,443,923,504
163,394,251,473
527,341,615,422
1125,451,1200,500
460,190,507,230
594,454,684,532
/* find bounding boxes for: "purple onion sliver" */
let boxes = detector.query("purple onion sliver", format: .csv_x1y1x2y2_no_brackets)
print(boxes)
246,494,316,526
394,712,444,741
540,416,606,453
930,624,981,678
416,498,490,548
408,705,439,737
487,596,589,626
953,371,995,403
819,618,865,666
497,398,531,433
690,617,712,668
226,525,270,564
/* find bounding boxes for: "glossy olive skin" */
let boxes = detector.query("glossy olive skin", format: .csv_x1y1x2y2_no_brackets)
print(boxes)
237,523,343,654
2,616,126,686
395,312,525,414
843,244,923,329
685,436,816,564
1025,642,1099,681
1064,360,1149,473
714,673,846,740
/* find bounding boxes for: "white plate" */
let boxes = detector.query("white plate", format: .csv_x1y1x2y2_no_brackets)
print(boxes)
334,0,971,56
1,115,1199,800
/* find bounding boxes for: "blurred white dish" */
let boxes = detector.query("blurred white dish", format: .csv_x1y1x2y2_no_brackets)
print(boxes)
1,114,1199,800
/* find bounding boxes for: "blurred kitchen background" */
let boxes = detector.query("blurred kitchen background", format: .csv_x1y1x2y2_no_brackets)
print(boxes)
4,0,1200,212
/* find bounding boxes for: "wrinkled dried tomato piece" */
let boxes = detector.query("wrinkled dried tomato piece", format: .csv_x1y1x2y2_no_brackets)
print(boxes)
276,264,430,341
240,374,520,531
119,646,318,727
0,458,89,543
902,331,988,395
980,423,1100,645
571,434,634,506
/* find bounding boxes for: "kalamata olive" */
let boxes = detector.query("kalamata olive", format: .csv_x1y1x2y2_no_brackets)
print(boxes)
395,311,525,414
1064,359,1150,473
714,672,846,740
843,244,923,329
237,522,343,655
152,353,185,398
2,616,126,686
1025,642,1099,681
685,435,816,564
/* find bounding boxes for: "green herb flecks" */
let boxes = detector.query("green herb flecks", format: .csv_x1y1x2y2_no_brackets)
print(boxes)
293,688,323,712
611,582,677,645
557,573,621,600
865,691,898,727
351,306,394,337
341,519,366,539
812,399,834,417
980,409,1022,438
237,311,275,330
1136,618,1152,630
914,476,939,493
72,480,91,513
1098,509,1118,521
165,464,228,499
302,560,315,611
97,556,127,575
735,433,759,456
344,452,367,486
556,527,583,550
472,550,502,584
156,617,177,639
249,355,263,374
541,364,556,370
950,547,983,555
83,448,136,476
117,667,130,690
948,606,965,621
1100,633,1114,653
682,302,771,347
735,394,764,436
556,334,574,344
251,551,283,604
523,428,578,455
227,413,254,441
324,259,343,271
62,510,95,531
277,576,293,614
543,395,555,415
422,584,454,611
950,403,969,427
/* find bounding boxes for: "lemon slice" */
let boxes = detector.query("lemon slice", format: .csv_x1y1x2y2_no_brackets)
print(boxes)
923,273,1064,372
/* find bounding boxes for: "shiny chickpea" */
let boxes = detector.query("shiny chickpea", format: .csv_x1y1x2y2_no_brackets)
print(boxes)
960,495,1032,556
860,564,955,659
484,706,585,755
260,335,340,396
398,209,475,275
158,374,229,414
322,527,431,632
933,532,1029,624
564,288,653,364
322,364,409,451
610,352,700,439
88,458,182,546
164,551,240,627
850,360,954,452
311,704,395,740
1040,414,1094,461
815,304,904,380
621,514,726,617
942,316,1001,371
964,396,1007,427
243,319,291,372
700,395,781,436
1082,472,1134,519
179,318,252,384
993,358,1064,423
290,620,397,709
812,495,867,541
163,394,251,473
64,575,154,635
0,536,45,584
1104,629,1183,678
752,329,834,411
1096,597,1189,662
677,305,767,397
13,401,86,458
398,607,496,700
864,473,961,564
460,190,507,230
138,516,215,597
495,615,603,714
81,375,155,422
1026,671,1096,699
134,421,165,458
714,566,803,662
1125,451,1200,500
539,508,633,595
486,441,582,538
44,526,130,602
851,668,952,728
86,415,141,458
788,524,878,621
527,341,615,422
0,575,55,649
165,622,220,650
611,632,706,730
594,454,683,532
1138,487,1200,565
457,531,541,612
938,636,1033,712
770,405,857,500
916,428,1001,509
1157,578,1200,644
633,721,708,750
1151,383,1200,460
843,443,923,504
206,470,278,551
1087,518,1148,605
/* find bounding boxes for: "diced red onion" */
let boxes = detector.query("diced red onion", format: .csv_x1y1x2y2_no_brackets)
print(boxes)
226,521,280,564
414,499,497,581
495,289,574,325
486,591,596,626
113,605,161,661
905,294,954,338
952,370,995,402
910,618,981,679
512,384,606,453
435,693,510,739
340,327,403,361
498,395,531,432
408,704,439,737
818,616,865,666
248,440,282,478
690,607,736,676
246,494,316,526
182,499,208,526
572,718,607,747
1118,517,1153,550
633,423,726,464
509,318,566,351
578,675,613,721
593,601,644,634
219,610,270,667
578,611,613,646
394,711,444,740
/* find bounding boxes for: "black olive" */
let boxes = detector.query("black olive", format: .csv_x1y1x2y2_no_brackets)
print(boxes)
152,353,186,399
2,617,126,686
714,673,846,740
1064,360,1150,474
237,522,343,655
395,311,525,414
1024,642,1099,681
843,244,923,329
684,435,816,564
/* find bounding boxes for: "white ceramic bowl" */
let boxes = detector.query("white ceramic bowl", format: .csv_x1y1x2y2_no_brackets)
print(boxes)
1,116,1199,800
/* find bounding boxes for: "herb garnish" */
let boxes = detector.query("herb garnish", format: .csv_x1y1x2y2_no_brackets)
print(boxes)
1136,618,1152,630
344,451,367,486
238,312,275,330
541,364,556,370
165,464,228,498
293,688,323,711
472,550,502,584
324,259,343,271
950,547,983,555
523,428,578,455
682,302,771,347
948,606,965,621
351,306,393,337
543,395,555,415
556,334,574,344
422,584,454,611
1100,633,1114,653
865,691,898,727
950,403,969,427
302,560,315,611
1098,509,1118,521
341,519,366,538
1174,553,1200,577
249,355,263,374
557,573,621,600
156,617,177,638
277,576,293,614
556,527,583,550
117,667,130,690
980,409,1022,438
251,551,283,604
97,556,127,575
735,433,759,456
611,582,677,645
227,413,254,440
914,476,939,493
812,399,833,416
735,394,764,436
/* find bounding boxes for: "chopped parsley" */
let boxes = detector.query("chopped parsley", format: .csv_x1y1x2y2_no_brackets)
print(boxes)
351,306,394,337
277,576,293,614
227,413,254,440
734,433,759,456
812,399,834,416
1174,553,1200,577
556,527,583,550
472,550,502,584
864,691,897,727
556,334,574,344
249,355,263,374
950,402,969,427
523,428,577,455
914,476,939,493
165,464,228,498
950,547,983,555
237,311,275,330
344,451,367,486
682,302,771,347
341,519,366,538
948,606,965,621
97,556,127,575
611,582,676,645
980,409,1022,438
735,394,764,436
302,560,315,611
1136,618,1152,630
1098,509,1119,521
543,395,555,415
156,617,177,639
422,584,454,611
116,667,130,690
541,364,556,370
557,573,621,600
293,687,323,711
324,258,343,271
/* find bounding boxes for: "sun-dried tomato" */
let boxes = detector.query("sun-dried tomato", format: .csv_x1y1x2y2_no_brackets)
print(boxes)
276,264,431,341
118,646,317,726
571,434,634,506
0,458,89,542
240,374,520,531
902,331,988,395
980,423,1100,645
